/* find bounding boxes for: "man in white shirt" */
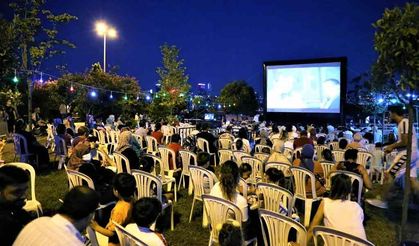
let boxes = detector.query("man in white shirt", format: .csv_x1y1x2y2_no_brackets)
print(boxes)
14,186,99,246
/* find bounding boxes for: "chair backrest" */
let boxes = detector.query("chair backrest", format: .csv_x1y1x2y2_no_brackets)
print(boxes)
95,150,109,165
241,156,264,181
159,147,177,171
265,162,291,177
113,152,131,174
259,209,307,246
202,194,243,243
256,183,293,215
13,133,30,155
197,138,211,153
320,161,335,190
293,147,303,160
179,150,197,175
218,149,234,165
283,147,294,161
218,138,232,150
255,144,272,153
329,142,339,151
114,221,148,246
232,151,251,165
98,130,106,145
290,167,317,199
357,151,373,167
6,162,37,201
132,134,146,149
254,152,270,163
189,166,218,199
145,136,158,153
332,150,345,163
66,169,95,190
131,170,163,201
329,170,363,204
54,136,67,156
313,226,374,246
315,145,329,159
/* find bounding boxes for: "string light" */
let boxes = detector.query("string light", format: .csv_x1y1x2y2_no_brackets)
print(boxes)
39,72,43,83
13,69,19,83
124,94,128,100
90,90,97,97
70,83,74,92
109,91,113,99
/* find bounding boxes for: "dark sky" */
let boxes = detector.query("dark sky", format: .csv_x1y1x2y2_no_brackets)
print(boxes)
3,0,410,94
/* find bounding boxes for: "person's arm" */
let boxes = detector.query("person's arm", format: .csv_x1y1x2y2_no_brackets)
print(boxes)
357,165,373,190
385,133,408,153
90,220,115,237
307,200,325,241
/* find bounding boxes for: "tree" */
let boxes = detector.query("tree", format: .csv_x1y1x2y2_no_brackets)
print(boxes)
371,2,419,241
150,44,190,120
219,80,259,117
7,0,77,127
0,19,19,88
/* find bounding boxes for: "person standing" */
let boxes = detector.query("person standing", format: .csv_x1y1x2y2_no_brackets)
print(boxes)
5,100,17,138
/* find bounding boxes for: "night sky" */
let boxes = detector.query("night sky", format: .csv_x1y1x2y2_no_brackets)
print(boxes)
2,0,410,94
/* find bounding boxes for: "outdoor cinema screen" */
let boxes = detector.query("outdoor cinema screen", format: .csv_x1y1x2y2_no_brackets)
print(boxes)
264,58,346,114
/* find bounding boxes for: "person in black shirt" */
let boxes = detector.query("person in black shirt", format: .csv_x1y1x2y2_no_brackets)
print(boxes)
0,165,32,246
196,123,217,153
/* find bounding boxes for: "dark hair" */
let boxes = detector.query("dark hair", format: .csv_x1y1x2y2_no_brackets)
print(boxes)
15,119,26,130
322,149,334,162
139,156,154,173
77,126,88,137
238,127,248,139
56,124,66,135
132,197,162,227
58,186,99,220
338,138,348,150
155,123,161,131
239,163,252,177
113,173,136,200
330,174,351,200
218,222,243,246
271,124,279,134
0,166,29,190
235,139,243,150
363,132,374,144
344,149,358,161
317,136,326,145
300,130,308,137
201,123,209,131
388,105,405,116
375,142,383,148
171,134,180,143
197,152,210,166
265,168,285,186
220,161,240,201
139,121,146,128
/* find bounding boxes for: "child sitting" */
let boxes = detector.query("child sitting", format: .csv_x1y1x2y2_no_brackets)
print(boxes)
91,173,136,246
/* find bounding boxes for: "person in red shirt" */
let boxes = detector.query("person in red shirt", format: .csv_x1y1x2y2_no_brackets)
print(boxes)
293,130,314,150
167,134,182,169
152,122,164,144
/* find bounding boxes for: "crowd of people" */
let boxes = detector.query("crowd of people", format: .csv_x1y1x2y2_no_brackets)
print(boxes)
0,103,418,245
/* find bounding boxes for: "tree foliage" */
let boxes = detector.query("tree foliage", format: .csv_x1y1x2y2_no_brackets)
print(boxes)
149,44,190,120
0,19,19,88
219,80,258,116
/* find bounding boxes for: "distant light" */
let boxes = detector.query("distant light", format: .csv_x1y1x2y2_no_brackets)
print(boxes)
124,94,128,100
70,85,75,92
90,90,97,97
136,96,140,100
406,93,411,98
378,98,384,104
390,99,397,104
205,103,208,107
180,93,184,97
95,21,108,35
39,72,43,83
109,92,113,99
13,69,18,83
149,89,153,93
218,104,222,109
108,28,117,38
146,95,151,101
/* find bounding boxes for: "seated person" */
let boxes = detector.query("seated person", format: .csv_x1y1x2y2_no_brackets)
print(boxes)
152,123,164,144
239,163,252,181
167,134,183,169
293,130,314,150
308,174,367,241
321,149,335,162
218,220,243,246
196,123,217,153
197,152,214,173
316,136,326,146
234,127,251,153
115,131,140,171
338,138,348,150
263,168,285,187
72,126,89,148
125,197,168,246
293,144,326,197
347,133,364,149
91,173,136,246
56,123,72,147
234,139,244,152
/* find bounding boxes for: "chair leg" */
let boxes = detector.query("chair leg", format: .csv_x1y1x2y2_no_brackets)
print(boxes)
304,199,313,227
188,176,194,196
202,203,209,228
171,203,174,231
178,173,184,191
189,198,196,222
173,180,177,202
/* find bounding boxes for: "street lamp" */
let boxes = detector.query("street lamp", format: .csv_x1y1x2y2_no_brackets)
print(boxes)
95,21,117,73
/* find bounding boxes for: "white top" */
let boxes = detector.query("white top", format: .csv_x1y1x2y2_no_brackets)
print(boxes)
234,138,251,153
125,224,166,246
135,127,148,137
398,118,418,158
13,214,85,246
210,182,248,221
323,198,366,240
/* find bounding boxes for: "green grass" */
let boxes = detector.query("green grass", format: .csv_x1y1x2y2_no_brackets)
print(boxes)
3,139,419,246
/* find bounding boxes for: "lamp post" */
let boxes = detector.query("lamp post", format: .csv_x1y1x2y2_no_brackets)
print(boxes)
95,21,117,73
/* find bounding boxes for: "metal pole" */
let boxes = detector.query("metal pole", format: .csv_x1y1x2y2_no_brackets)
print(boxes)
103,33,107,73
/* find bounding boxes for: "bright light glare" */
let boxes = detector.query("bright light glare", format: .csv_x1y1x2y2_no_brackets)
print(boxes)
108,28,117,38
95,21,108,35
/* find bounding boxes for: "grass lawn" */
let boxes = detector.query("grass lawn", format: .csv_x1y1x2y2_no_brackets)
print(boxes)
2,139,419,246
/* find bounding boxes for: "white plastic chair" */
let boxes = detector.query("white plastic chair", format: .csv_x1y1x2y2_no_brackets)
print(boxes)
218,138,232,149
5,162,43,217
146,136,159,155
357,151,373,168
159,147,181,195
320,161,335,190
113,221,148,246
266,162,292,177
313,226,374,246
293,147,303,161
13,134,35,164
283,147,294,161
112,152,131,174
254,152,270,163
131,170,174,231
255,144,272,153
132,134,147,150
290,166,322,227
329,170,363,204
54,136,67,170
329,142,339,151
178,150,197,192
241,156,264,182
197,138,216,165
315,145,329,159
66,169,95,189
332,150,345,163
218,149,234,165
256,182,293,215
202,194,256,246
188,166,218,225
232,151,251,165
259,209,307,246
148,153,178,202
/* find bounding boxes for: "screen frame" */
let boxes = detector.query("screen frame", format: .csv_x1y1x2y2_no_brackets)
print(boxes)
263,57,347,124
